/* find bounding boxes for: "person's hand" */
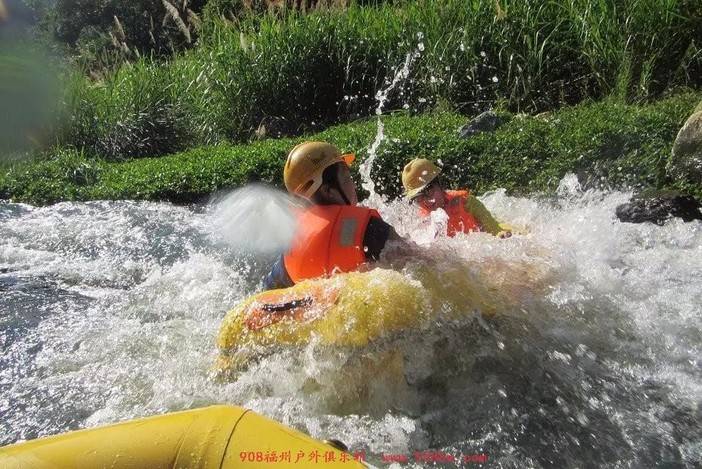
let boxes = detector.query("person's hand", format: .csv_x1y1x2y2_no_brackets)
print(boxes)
497,230,512,239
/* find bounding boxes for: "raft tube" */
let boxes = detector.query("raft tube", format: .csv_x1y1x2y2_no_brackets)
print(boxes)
0,405,365,468
217,266,517,373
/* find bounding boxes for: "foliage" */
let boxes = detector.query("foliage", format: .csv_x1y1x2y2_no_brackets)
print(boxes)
39,0,701,159
3,90,699,205
30,0,207,72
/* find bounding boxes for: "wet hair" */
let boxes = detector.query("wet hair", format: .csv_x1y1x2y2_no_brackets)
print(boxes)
322,162,342,187
311,162,344,205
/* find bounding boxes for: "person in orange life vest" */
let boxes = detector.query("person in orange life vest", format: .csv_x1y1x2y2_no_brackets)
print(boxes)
401,158,513,238
264,141,402,290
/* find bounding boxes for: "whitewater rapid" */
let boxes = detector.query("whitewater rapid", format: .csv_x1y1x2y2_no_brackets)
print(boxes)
1,176,700,467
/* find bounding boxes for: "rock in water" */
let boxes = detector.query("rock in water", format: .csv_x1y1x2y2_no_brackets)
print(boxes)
667,110,702,185
616,191,702,225
254,116,295,139
458,111,502,139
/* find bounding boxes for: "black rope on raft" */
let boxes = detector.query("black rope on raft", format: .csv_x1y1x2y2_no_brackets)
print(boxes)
261,297,313,313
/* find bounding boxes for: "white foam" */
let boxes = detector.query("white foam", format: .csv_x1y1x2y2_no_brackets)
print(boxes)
1,182,701,465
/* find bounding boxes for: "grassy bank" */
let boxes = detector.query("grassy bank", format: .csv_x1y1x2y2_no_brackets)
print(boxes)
2,90,699,205
45,0,702,160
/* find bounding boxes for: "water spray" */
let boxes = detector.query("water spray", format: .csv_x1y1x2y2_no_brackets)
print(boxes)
208,184,302,255
359,35,423,207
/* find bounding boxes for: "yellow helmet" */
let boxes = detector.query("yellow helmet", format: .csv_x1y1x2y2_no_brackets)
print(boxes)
401,158,441,199
283,141,355,198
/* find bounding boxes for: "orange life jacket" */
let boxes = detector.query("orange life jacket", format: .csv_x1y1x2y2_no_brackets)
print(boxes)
283,205,380,284
419,189,481,237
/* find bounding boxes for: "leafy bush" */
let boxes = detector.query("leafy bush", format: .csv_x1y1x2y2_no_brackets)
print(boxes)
3,90,699,205
57,59,217,160
35,0,208,72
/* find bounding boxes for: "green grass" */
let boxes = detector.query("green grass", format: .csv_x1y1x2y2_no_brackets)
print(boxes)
2,90,699,205
47,0,701,160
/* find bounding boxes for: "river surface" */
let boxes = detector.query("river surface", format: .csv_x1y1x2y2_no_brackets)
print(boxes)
1,176,701,468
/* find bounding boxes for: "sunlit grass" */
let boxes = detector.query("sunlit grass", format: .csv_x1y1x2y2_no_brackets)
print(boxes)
3,89,699,205
40,0,702,159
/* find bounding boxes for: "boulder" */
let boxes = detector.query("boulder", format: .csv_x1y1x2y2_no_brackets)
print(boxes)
615,191,702,225
458,110,503,139
666,110,702,185
254,116,295,139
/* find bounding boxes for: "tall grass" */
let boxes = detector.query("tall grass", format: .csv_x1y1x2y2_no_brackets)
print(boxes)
58,57,221,159
54,0,702,160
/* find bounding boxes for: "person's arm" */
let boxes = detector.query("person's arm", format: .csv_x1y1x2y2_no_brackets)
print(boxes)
263,255,294,290
362,216,393,261
464,195,511,237
363,216,436,263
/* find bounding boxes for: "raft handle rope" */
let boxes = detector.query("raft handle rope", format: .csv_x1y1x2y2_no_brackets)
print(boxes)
262,297,313,313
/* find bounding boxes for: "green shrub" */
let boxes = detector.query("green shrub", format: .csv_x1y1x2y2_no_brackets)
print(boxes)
37,0,208,72
3,90,699,205
57,59,219,160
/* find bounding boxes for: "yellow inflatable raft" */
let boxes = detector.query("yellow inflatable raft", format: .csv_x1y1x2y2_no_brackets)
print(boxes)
0,405,365,469
216,262,534,373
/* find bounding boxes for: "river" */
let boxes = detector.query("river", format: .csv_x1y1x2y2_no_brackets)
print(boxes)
1,176,700,467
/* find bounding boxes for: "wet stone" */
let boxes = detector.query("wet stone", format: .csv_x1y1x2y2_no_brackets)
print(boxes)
615,191,702,225
667,110,702,185
458,110,503,139
254,115,296,139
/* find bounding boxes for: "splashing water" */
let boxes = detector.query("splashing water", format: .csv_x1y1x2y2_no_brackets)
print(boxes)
360,38,423,205
208,184,301,255
1,180,700,467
